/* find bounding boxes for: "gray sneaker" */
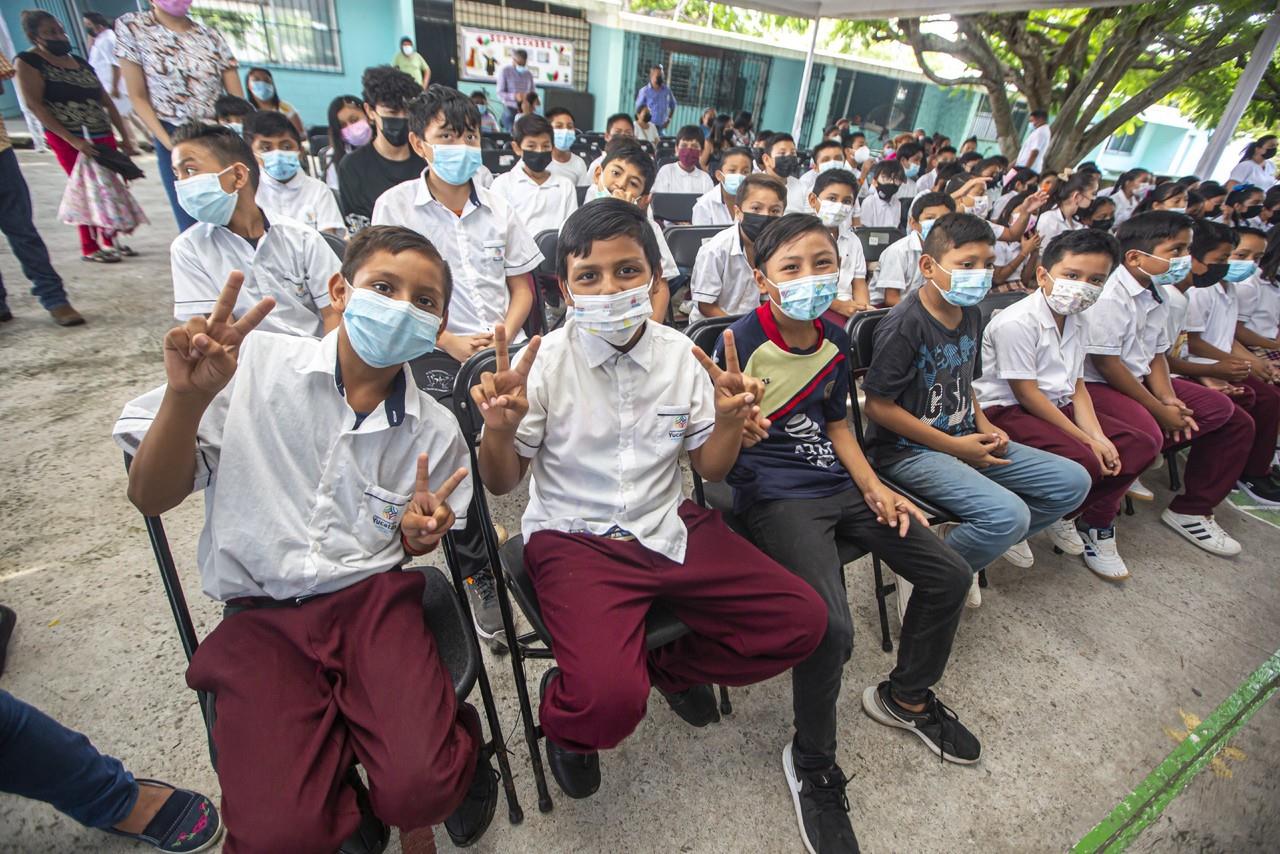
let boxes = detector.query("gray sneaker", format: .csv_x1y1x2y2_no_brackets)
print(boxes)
465,567,507,651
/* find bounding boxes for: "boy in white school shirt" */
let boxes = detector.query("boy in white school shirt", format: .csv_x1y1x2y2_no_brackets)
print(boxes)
870,193,956,306
1234,227,1280,361
806,169,869,317
652,125,715,195
168,122,339,338
760,132,809,212
245,110,344,237
545,107,588,186
688,174,786,324
114,226,498,852
582,112,636,187
489,113,578,237
470,199,825,801
860,159,907,228
691,146,753,226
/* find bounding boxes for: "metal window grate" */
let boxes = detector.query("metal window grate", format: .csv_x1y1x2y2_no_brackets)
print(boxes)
190,0,342,72
621,33,770,131
455,0,590,90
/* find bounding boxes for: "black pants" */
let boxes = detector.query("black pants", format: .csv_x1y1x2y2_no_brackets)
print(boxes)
744,488,970,770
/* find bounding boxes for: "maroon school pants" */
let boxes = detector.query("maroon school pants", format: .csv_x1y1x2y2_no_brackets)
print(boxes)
1230,374,1280,477
524,501,827,754
985,401,1162,528
1087,379,1253,515
186,571,481,854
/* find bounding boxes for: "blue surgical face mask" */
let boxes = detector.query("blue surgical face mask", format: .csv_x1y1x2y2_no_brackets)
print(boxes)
1224,259,1257,283
1138,251,1192,287
817,159,844,174
225,122,243,137
768,273,839,321
430,144,482,186
249,79,275,101
904,162,920,179
918,217,937,240
261,149,299,182
175,166,237,226
721,172,746,195
553,127,576,150
929,260,993,307
342,287,441,367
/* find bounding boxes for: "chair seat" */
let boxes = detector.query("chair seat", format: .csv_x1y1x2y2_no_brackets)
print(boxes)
418,567,478,700
499,534,692,653
700,480,866,565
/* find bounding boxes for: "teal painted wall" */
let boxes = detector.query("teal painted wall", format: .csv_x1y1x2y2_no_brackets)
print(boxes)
587,25,624,131
759,56,803,135
1088,122,1195,177
915,85,978,147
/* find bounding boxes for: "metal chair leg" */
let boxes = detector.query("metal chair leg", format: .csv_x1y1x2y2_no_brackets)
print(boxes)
1124,495,1134,516
1166,450,1182,492
978,569,989,588
718,684,733,715
871,555,893,653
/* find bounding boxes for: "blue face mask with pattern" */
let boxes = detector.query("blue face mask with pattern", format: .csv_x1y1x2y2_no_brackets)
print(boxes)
261,149,299,182
1137,251,1192,287
767,273,839,321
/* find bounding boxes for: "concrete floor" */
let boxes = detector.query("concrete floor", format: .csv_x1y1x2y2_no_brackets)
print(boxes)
1,143,1277,853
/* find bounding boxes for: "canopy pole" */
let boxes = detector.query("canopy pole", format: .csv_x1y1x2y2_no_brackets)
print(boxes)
791,16,821,144
1194,5,1280,177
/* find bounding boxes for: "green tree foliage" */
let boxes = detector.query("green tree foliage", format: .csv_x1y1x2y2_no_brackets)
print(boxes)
1167,45,1280,138
627,0,809,39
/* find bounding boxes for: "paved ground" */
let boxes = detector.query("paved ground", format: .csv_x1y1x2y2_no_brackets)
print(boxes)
1,140,1277,853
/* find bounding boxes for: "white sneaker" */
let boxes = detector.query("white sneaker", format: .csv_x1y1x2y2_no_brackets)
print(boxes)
1127,477,1154,501
1082,527,1129,581
966,573,982,608
1160,510,1242,557
1002,540,1034,568
1046,518,1085,555
894,571,913,625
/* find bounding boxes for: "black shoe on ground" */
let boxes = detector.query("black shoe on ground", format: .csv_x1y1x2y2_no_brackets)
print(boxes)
655,682,720,727
540,666,600,799
782,742,859,854
0,305,12,322
862,680,981,764
1236,474,1280,508
0,605,15,678
444,748,499,847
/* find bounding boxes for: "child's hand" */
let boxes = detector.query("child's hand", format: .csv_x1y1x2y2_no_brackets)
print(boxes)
949,433,1013,468
401,453,468,555
863,481,929,537
1154,402,1197,442
439,331,494,363
988,426,1011,456
1020,231,1041,255
1020,190,1051,213
740,412,772,448
692,329,765,425
163,271,274,400
1212,358,1251,382
471,325,540,433
1087,437,1122,476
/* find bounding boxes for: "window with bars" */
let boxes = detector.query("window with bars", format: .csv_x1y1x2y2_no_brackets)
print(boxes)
620,34,770,132
1105,128,1142,155
455,0,590,90
190,0,342,72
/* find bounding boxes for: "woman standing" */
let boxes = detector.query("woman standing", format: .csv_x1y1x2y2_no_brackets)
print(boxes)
1228,136,1277,191
15,10,138,263
244,66,305,137
116,0,240,231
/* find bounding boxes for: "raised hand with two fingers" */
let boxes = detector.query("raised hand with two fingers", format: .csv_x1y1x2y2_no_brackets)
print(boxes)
469,325,542,433
691,329,767,428
163,271,275,399
401,453,469,555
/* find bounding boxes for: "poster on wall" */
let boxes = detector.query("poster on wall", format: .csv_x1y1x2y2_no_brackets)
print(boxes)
458,26,574,88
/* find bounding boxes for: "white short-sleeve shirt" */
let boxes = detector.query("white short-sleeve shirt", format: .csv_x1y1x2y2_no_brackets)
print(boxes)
1184,281,1239,362
255,171,344,234
653,162,715,195
870,231,923,305
511,320,717,563
646,213,680,280
585,154,605,185
691,185,733,226
371,170,543,336
837,228,866,301
111,330,472,602
1083,265,1171,381
1237,274,1280,339
1034,207,1083,246
489,166,578,238
1161,284,1190,360
688,224,757,323
1017,123,1051,172
1228,159,1276,191
994,240,1029,283
170,216,337,337
546,152,588,186
974,289,1084,408
859,193,901,228
785,176,810,213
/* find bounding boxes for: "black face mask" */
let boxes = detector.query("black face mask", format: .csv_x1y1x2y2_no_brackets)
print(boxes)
522,150,552,173
379,116,409,147
876,182,900,201
772,155,800,179
1192,262,1229,287
655,74,665,87
1243,204,1264,219
44,38,72,56
739,212,775,243
1203,204,1221,219
1091,218,1115,232
1262,147,1277,159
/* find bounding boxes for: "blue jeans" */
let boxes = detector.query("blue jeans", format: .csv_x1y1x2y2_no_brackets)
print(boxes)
156,121,196,232
0,690,138,828
881,440,1092,573
500,105,518,132
0,148,69,310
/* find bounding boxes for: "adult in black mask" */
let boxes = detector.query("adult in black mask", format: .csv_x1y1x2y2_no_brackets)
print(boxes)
635,64,677,133
336,65,427,228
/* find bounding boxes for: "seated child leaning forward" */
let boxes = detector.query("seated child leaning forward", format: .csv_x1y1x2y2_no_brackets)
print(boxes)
719,212,977,854
472,198,826,801
115,226,498,852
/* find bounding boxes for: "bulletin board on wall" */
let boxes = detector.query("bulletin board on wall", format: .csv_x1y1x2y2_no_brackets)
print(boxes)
458,25,575,88
453,0,590,92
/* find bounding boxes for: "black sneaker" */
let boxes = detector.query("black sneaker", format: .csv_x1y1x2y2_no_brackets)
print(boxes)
782,742,859,854
1236,474,1280,508
539,667,600,799
464,567,506,651
443,748,498,847
654,682,720,727
861,681,981,764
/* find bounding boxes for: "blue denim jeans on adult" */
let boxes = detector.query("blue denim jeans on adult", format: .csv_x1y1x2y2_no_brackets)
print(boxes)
881,440,1092,573
0,148,69,311
0,690,138,828
156,121,197,232
500,105,518,132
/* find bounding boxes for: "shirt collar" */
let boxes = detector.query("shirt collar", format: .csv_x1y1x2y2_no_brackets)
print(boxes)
413,167,483,212
302,329,416,428
729,227,746,258
1031,289,1056,329
756,303,823,351
573,318,655,370
1116,265,1162,303
907,231,923,252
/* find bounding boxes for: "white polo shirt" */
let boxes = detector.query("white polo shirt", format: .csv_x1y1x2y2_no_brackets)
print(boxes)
1017,123,1051,172
870,231,923,305
112,330,472,602
837,228,867,301
1184,281,1239,363
645,211,681,280
974,289,1084,408
1237,274,1280,339
994,240,1030,283
785,176,809,213
489,166,578,238
1105,186,1140,226
170,215,338,338
653,163,714,195
585,153,605,185
512,319,717,563
255,171,344,234
1161,284,1190,360
688,224,757,324
371,170,542,337
916,169,938,194
859,193,901,228
1228,159,1276,190
1083,265,1171,381
1034,207,1083,245
691,185,733,226
547,152,588,186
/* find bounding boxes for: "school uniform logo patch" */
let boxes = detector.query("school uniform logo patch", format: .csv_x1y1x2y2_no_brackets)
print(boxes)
373,503,402,532
658,406,690,441
669,413,689,440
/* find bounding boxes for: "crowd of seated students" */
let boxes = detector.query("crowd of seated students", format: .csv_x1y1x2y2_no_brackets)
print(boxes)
88,67,1280,852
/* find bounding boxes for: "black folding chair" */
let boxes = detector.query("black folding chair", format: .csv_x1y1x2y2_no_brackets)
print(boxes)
662,224,725,279
854,226,904,266
532,229,565,331
482,148,517,176
650,192,700,225
122,451,525,836
898,198,914,232
575,185,589,205
322,231,347,261
977,289,1026,325
655,155,676,171
482,131,512,149
449,347,726,815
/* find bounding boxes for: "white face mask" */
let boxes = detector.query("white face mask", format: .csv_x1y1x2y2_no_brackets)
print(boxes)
401,44,413,56
570,284,653,346
970,194,991,216
1043,277,1103,315
816,199,854,229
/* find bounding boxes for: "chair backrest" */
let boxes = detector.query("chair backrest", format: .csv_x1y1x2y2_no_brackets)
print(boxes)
656,155,676,171
845,307,890,375
663,224,724,275
650,192,700,225
482,148,517,175
978,289,1027,330
575,184,590,205
451,346,524,443
638,140,655,156
685,314,738,357
534,228,558,278
854,226,904,265
322,231,347,261
316,145,333,179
